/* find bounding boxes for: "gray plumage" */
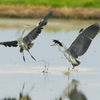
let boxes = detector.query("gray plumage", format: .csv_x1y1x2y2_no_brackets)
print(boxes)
51,23,100,68
67,23,100,57
23,11,53,44
0,11,53,61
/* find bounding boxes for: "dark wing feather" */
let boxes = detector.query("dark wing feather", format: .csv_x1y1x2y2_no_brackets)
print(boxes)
83,23,100,39
67,34,92,58
0,40,18,47
23,11,53,43
67,23,100,58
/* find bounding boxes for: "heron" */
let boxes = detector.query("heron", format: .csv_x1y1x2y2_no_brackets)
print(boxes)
51,23,100,69
0,11,53,61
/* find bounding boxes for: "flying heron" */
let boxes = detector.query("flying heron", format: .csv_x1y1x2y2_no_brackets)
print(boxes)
51,23,100,69
0,11,53,61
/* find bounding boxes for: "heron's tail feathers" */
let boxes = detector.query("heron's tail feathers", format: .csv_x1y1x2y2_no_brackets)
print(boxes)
28,43,34,49
72,60,80,68
20,48,23,53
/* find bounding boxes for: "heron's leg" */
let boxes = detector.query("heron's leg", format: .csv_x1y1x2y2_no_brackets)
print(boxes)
22,51,25,62
27,50,36,61
20,48,25,62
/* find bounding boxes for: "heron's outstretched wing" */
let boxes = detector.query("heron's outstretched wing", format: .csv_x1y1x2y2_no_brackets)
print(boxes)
83,23,100,39
0,40,18,47
23,11,53,43
67,23,100,58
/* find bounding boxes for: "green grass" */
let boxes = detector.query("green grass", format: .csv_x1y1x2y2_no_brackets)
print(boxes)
0,0,100,8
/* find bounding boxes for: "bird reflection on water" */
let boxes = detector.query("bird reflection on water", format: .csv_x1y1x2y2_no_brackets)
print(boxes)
2,83,34,100
55,79,87,100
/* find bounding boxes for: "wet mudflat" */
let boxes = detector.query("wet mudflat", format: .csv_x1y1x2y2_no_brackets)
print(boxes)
0,19,100,100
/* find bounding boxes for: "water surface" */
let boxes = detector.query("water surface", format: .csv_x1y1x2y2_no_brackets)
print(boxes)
0,21,100,100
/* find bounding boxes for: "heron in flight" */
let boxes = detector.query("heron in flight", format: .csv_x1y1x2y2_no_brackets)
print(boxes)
51,23,100,69
0,11,53,61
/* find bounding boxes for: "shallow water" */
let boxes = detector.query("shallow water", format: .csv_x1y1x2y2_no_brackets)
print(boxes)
0,24,100,100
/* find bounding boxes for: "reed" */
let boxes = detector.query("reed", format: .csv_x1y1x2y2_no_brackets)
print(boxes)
0,5,100,19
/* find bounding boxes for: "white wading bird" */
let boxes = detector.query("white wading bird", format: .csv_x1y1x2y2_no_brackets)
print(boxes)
0,11,53,61
51,23,100,69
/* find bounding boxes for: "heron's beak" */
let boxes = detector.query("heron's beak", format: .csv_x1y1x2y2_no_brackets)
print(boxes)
50,43,56,46
25,24,30,27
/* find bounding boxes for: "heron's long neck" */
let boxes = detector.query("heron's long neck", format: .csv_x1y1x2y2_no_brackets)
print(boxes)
21,26,27,37
18,26,27,45
58,42,67,52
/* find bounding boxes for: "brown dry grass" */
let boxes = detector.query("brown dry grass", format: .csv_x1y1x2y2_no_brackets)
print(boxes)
0,5,100,19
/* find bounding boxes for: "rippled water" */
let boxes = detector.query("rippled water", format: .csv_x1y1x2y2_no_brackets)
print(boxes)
0,25,100,100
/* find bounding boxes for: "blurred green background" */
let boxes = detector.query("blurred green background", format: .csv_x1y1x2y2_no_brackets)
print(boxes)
0,0,100,8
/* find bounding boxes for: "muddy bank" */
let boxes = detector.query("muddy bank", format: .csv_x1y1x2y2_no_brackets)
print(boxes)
0,5,100,19
0,18,100,30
